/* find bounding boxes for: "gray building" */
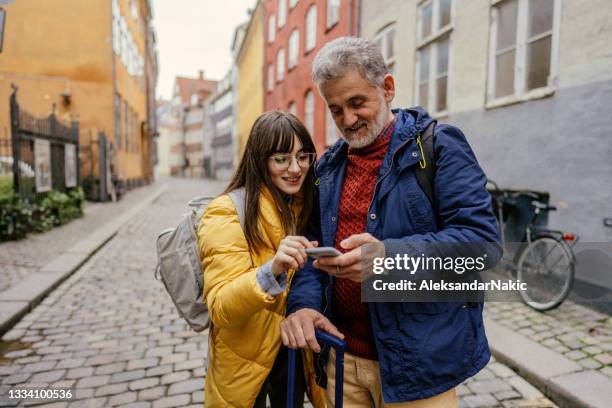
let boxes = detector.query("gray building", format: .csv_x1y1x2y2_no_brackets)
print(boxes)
210,73,236,180
360,0,612,290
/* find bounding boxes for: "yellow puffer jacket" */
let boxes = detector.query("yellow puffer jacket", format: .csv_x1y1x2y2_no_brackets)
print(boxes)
198,188,324,408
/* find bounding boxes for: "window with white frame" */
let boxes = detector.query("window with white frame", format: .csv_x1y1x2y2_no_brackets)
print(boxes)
304,90,314,134
488,0,559,102
326,109,339,146
327,0,340,28
268,15,276,42
415,0,453,113
290,0,298,8
278,0,287,27
375,23,396,74
288,102,297,116
288,29,300,69
277,48,285,82
306,5,317,52
112,0,120,53
268,64,274,91
130,0,139,20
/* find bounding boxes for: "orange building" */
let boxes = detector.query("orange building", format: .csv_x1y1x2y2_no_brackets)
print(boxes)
263,0,358,153
0,0,158,188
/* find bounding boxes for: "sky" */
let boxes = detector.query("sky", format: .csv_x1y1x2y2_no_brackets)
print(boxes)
152,0,255,101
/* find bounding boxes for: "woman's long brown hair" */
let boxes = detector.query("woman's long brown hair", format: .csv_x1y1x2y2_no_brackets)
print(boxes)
224,110,316,252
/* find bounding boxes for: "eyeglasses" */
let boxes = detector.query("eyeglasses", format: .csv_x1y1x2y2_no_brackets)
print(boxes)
269,152,316,170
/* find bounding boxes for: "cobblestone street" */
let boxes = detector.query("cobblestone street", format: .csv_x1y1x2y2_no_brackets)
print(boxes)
0,183,165,293
0,178,587,407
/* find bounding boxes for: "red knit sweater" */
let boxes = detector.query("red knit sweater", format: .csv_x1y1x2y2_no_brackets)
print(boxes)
333,119,395,360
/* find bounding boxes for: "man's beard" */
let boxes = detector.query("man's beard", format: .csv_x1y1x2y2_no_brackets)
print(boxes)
342,99,391,149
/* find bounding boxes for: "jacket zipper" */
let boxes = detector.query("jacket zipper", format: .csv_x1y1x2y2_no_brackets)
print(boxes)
366,139,412,218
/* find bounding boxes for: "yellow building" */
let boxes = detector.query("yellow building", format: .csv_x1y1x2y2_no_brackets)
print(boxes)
235,0,264,157
0,0,157,188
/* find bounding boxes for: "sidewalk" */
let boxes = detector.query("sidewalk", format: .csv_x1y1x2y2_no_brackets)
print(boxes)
0,181,168,335
484,301,612,407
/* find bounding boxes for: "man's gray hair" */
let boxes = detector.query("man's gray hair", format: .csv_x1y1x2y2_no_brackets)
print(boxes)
312,37,389,88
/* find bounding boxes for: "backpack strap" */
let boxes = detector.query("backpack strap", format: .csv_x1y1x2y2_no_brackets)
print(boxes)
228,187,246,231
414,121,437,210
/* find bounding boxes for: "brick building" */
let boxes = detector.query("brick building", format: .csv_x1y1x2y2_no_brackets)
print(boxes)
167,72,217,177
263,0,359,153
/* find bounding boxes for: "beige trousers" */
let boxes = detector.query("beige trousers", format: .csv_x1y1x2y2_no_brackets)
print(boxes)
325,350,457,408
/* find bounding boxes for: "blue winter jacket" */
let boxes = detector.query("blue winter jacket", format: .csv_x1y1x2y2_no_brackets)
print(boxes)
287,107,502,402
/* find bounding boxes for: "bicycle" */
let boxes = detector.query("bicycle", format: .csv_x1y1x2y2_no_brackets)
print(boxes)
487,179,579,311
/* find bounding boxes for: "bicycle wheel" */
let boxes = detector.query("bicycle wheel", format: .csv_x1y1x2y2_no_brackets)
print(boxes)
516,236,574,311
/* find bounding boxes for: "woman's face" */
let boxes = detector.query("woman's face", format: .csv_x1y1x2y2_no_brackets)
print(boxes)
267,135,310,195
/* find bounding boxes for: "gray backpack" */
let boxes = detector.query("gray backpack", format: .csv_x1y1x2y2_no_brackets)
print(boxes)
154,188,246,332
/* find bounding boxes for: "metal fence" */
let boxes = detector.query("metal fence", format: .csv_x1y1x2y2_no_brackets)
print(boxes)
8,86,79,200
79,129,116,201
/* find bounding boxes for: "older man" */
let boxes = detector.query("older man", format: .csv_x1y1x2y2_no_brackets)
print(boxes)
281,37,501,407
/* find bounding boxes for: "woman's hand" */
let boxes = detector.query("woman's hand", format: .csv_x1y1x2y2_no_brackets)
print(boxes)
271,236,318,277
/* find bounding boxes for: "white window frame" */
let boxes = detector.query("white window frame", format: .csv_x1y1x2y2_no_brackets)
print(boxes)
304,90,314,134
375,23,396,73
327,0,340,29
130,0,139,20
288,29,300,69
268,15,276,43
289,0,298,9
278,0,287,28
305,5,317,52
267,64,274,91
326,109,339,146
486,0,561,108
415,0,454,115
277,48,286,82
288,101,297,116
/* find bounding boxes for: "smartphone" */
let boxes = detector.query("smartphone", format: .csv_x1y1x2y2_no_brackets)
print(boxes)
306,247,342,259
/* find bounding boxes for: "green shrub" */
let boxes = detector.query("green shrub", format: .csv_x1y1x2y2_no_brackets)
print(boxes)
1,187,85,240
0,191,33,240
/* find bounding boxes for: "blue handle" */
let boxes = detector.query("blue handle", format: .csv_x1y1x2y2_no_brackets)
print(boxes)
287,329,346,408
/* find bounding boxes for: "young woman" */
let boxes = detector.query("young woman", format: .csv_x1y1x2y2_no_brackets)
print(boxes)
198,111,323,407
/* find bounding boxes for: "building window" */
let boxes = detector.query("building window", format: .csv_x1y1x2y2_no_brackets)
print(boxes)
304,90,314,134
488,0,559,104
375,24,396,74
305,5,317,52
277,48,285,82
268,64,274,91
288,29,300,69
268,15,276,43
278,0,287,28
123,101,129,151
288,101,297,116
327,0,340,28
114,93,121,148
415,0,453,113
289,0,298,8
112,0,121,53
326,109,339,146
130,0,139,20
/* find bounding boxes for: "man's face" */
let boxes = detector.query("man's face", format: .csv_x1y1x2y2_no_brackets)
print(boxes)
320,69,395,149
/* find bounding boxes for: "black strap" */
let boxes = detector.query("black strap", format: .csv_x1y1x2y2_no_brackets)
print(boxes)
414,121,437,209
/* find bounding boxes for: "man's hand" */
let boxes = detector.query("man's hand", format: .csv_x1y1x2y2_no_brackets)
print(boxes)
280,308,344,353
313,233,385,282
